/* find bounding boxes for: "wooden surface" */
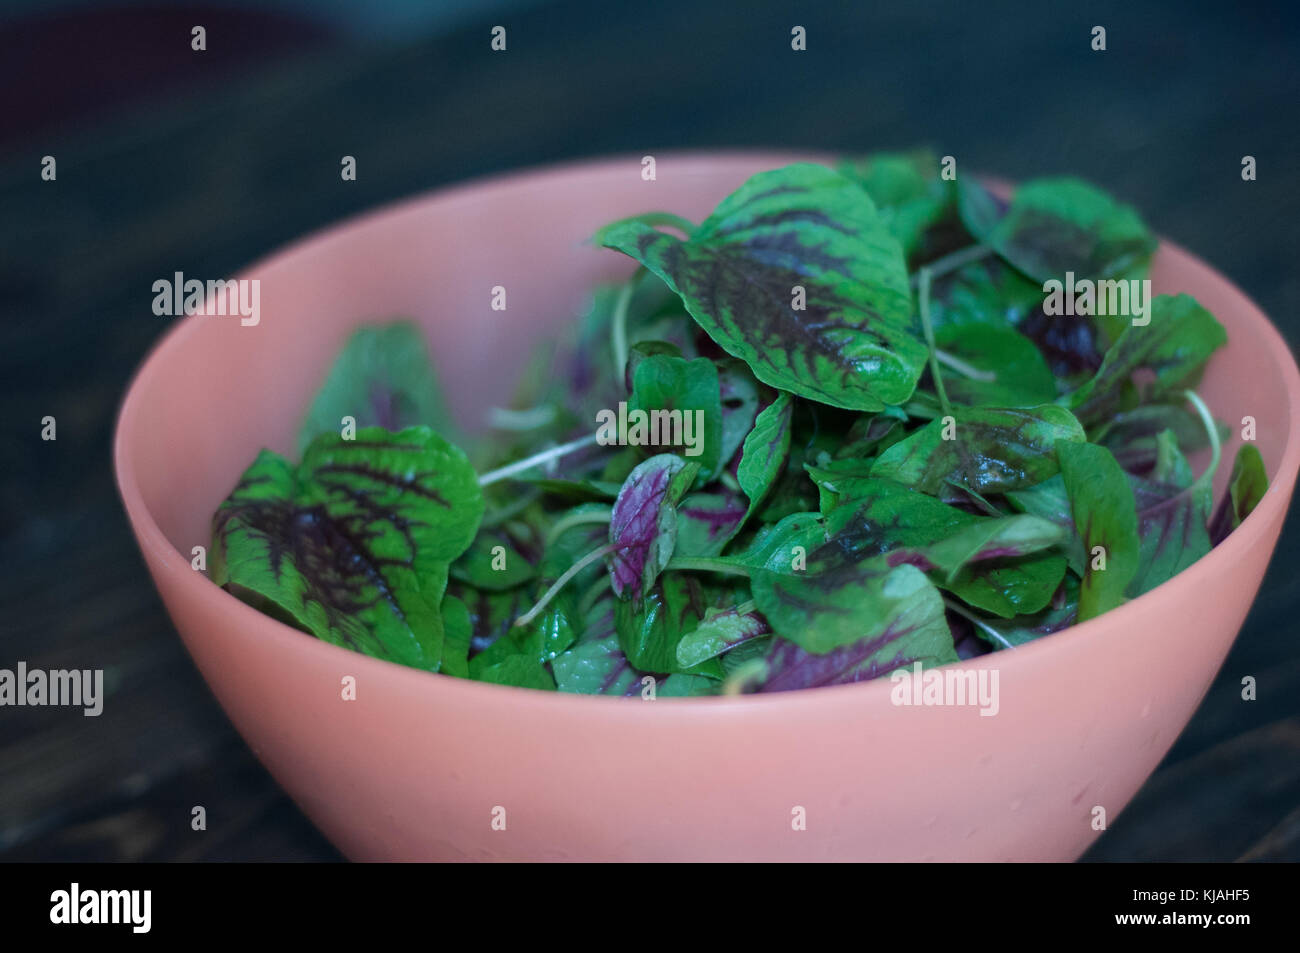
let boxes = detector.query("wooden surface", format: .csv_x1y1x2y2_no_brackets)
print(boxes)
0,0,1296,862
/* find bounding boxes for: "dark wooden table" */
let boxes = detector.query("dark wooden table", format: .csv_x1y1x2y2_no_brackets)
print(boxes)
2,0,1297,861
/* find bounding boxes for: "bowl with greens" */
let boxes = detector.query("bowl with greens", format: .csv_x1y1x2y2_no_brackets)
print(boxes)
116,152,1300,860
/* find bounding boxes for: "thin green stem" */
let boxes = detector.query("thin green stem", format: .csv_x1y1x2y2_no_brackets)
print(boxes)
910,243,994,287
944,598,1014,650
934,348,997,382
1184,389,1222,488
917,266,952,417
478,433,600,487
514,542,617,629
665,556,753,579
487,405,558,430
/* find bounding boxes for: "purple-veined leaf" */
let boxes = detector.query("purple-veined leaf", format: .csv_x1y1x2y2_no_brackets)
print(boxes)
871,404,1085,495
607,454,698,600
1208,444,1269,544
211,426,484,670
675,604,771,668
595,163,926,411
675,491,748,558
297,322,457,456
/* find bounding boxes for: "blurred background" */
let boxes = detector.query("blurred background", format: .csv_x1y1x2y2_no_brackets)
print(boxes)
1,0,1297,861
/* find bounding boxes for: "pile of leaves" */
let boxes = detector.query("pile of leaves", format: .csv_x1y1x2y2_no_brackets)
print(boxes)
211,154,1269,695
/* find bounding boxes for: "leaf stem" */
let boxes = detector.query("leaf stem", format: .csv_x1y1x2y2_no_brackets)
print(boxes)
917,266,952,417
934,348,997,382
513,542,617,629
544,506,613,548
665,556,753,578
1183,389,1222,488
943,598,1015,650
487,405,558,430
910,243,994,287
478,433,600,487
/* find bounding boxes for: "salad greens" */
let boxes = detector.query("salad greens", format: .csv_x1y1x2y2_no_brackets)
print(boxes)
210,153,1270,695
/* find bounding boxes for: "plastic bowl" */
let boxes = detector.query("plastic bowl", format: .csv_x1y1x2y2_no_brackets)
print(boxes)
114,153,1300,861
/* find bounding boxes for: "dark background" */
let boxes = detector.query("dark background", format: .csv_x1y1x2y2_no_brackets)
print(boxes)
1,0,1297,861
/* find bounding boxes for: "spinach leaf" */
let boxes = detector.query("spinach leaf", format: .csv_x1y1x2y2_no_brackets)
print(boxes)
675,603,770,668
872,405,1086,494
211,426,483,670
614,574,726,678
737,392,793,519
297,322,456,456
964,177,1157,283
837,150,954,260
1056,441,1139,620
752,559,956,667
1068,294,1227,425
607,454,699,600
1209,444,1269,543
931,323,1058,407
675,491,748,557
595,163,925,410
627,353,722,478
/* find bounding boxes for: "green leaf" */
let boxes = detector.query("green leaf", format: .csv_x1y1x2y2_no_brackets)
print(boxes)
675,604,770,668
595,163,924,411
752,559,956,668
675,492,749,557
607,454,699,600
297,322,456,457
975,177,1157,283
627,353,722,479
551,595,641,695
871,405,1086,495
737,392,793,519
1151,429,1194,489
717,359,763,470
1068,294,1227,425
928,257,1047,330
837,150,954,260
211,426,484,670
1230,445,1268,520
1056,441,1139,621
475,654,557,691
439,594,473,678
614,575,726,677
449,531,536,590
1127,471,1213,598
932,323,1058,407
817,480,1066,617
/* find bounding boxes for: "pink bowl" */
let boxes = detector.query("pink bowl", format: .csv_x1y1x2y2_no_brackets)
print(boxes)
114,153,1300,861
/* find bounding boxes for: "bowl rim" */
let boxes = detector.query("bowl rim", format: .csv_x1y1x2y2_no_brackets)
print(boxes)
112,149,1300,712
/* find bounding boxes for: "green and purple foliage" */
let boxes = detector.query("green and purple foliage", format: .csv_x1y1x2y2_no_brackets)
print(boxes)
209,155,1265,694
